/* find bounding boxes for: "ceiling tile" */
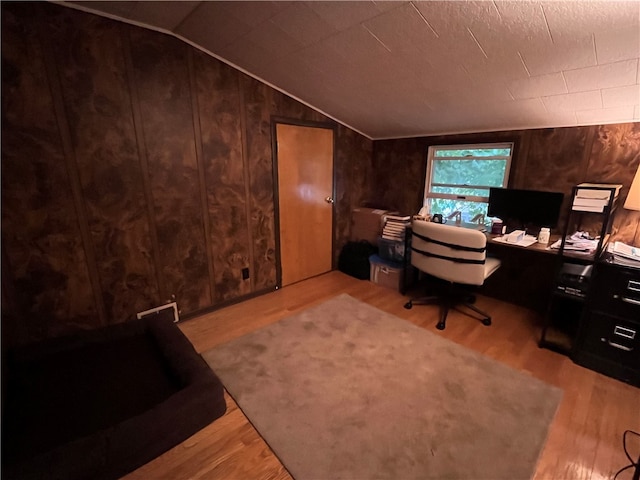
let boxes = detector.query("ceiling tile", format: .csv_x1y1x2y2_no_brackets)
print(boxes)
463,51,529,83
363,3,438,57
128,1,201,31
542,1,640,39
595,26,640,64
217,1,292,27
542,91,602,111
471,1,551,54
242,19,303,59
371,1,403,13
305,1,390,31
174,2,251,49
413,1,501,37
269,3,337,47
519,34,596,76
576,106,635,124
601,85,640,108
295,42,353,81
564,60,638,93
323,24,392,66
508,72,567,100
541,110,578,127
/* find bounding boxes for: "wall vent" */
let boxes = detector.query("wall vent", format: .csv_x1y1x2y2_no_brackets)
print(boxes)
136,301,179,323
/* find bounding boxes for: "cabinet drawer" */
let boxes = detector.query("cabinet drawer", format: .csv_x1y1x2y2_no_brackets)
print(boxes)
590,266,640,317
578,312,640,367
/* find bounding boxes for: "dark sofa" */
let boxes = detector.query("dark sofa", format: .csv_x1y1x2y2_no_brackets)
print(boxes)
2,315,226,480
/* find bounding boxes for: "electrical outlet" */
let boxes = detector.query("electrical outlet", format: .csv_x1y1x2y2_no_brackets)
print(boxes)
242,267,250,280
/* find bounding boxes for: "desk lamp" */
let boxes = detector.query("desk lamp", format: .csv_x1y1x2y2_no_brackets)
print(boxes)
624,166,640,245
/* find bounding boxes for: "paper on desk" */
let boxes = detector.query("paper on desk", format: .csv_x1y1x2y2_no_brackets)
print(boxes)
612,241,640,260
549,231,599,254
492,234,538,247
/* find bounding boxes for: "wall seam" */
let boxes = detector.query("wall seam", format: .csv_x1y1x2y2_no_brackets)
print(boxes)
239,76,256,291
187,49,217,302
121,25,166,303
37,11,108,326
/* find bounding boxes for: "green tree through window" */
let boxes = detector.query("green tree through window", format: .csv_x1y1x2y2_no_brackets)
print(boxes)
424,143,513,224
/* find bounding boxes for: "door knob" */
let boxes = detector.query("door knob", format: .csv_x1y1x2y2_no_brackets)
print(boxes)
325,196,334,204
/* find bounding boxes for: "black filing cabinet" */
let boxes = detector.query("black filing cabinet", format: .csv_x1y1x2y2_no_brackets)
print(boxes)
572,256,640,387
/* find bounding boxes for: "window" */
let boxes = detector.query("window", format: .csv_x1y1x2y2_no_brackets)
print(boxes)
423,143,513,222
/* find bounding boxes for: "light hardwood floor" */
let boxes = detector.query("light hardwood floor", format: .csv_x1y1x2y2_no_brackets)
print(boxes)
124,271,640,480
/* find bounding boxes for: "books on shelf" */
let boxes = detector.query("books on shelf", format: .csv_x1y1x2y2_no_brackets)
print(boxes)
385,214,411,222
572,183,622,212
381,214,411,241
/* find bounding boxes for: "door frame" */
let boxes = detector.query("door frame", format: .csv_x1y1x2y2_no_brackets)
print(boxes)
271,117,337,288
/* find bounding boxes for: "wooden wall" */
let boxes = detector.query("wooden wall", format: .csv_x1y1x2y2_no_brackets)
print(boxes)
371,123,640,243
1,2,373,345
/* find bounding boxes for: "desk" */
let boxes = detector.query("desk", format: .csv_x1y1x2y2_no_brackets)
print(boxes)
487,233,559,254
483,234,560,312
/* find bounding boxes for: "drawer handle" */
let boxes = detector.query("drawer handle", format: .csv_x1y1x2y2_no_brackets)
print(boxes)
614,325,636,340
621,296,640,306
607,340,633,352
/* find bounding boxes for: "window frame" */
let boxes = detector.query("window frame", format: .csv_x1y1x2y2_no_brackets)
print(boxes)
423,142,513,210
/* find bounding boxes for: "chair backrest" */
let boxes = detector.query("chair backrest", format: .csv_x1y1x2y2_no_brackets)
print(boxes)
410,219,488,286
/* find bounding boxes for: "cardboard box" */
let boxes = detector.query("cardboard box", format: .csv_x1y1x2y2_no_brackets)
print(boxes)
369,254,404,291
351,208,389,245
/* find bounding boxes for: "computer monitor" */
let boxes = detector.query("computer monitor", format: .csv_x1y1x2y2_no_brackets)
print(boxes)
488,187,564,232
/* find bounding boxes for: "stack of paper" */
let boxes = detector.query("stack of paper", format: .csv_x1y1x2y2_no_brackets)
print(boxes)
572,183,622,212
610,241,640,268
549,231,599,255
381,214,411,241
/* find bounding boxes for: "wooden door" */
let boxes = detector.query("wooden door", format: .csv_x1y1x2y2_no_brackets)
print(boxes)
275,123,334,286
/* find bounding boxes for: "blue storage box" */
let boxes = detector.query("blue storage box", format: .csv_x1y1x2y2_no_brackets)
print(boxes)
369,254,404,291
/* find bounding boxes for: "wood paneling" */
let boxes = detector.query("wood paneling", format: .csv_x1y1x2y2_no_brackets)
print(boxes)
1,2,372,343
519,127,592,192
334,124,374,264
1,3,97,341
589,123,640,243
193,51,251,302
127,28,210,312
46,7,159,323
241,76,278,291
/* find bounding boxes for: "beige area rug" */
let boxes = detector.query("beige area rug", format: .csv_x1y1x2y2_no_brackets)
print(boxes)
202,294,562,480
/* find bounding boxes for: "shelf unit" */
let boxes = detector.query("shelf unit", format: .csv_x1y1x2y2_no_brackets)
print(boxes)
539,184,620,354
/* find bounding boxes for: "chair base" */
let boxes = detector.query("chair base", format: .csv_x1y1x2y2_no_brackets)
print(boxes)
404,283,492,330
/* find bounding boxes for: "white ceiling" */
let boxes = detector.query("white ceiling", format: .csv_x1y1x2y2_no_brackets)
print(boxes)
64,1,640,140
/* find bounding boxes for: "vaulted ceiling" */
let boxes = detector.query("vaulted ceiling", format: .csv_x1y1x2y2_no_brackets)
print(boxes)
66,1,640,140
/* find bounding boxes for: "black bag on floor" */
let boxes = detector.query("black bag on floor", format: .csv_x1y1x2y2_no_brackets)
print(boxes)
338,240,377,280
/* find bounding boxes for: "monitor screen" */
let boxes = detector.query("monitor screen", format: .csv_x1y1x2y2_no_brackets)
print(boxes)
488,187,564,230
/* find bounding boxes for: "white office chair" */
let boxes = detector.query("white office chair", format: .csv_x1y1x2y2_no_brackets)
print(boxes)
404,219,501,330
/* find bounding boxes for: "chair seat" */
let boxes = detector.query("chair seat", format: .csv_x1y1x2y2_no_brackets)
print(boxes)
484,257,501,279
